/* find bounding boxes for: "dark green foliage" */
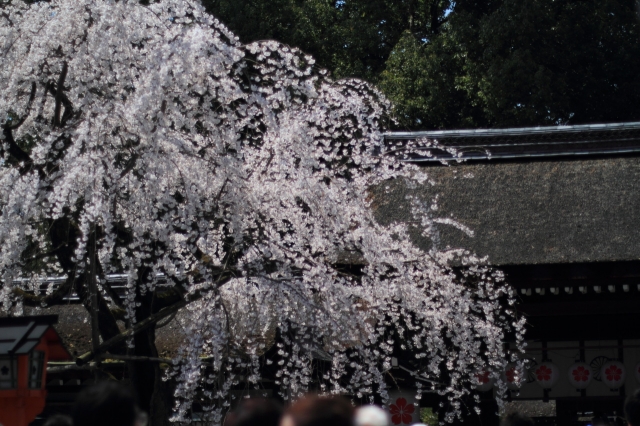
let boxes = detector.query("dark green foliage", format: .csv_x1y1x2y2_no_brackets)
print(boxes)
201,0,452,81
381,0,640,129
202,0,640,130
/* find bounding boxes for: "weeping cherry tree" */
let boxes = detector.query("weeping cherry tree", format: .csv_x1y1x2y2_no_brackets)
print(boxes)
0,0,525,423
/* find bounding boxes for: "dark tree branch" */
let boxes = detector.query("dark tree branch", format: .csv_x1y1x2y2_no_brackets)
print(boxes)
76,295,193,365
53,62,68,127
429,0,444,35
12,273,74,307
88,224,101,354
2,124,32,164
102,354,175,364
48,216,125,353
155,310,177,328
76,272,234,365
109,306,127,321
102,279,125,308
8,82,37,130
1,12,14,26
74,266,126,353
47,364,97,374
23,245,63,262
118,153,140,179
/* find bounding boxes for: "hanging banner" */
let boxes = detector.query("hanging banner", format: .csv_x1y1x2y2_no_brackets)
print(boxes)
388,390,421,426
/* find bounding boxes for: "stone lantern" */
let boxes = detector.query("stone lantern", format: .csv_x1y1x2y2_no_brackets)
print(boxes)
0,315,71,426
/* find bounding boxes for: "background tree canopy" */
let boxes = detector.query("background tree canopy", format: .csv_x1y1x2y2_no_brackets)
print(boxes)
203,0,640,130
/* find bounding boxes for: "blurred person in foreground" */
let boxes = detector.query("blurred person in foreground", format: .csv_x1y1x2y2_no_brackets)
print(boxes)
625,388,640,426
43,414,73,426
225,398,283,426
592,415,613,426
355,405,389,426
72,381,147,426
281,395,354,426
500,412,535,426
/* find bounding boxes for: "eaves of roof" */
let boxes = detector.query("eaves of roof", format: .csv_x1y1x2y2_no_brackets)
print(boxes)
384,121,640,162
0,315,59,355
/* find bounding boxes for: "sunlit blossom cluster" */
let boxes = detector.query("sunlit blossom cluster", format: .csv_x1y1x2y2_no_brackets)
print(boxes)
0,0,524,423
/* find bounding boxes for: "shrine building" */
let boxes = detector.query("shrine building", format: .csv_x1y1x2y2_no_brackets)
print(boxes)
379,121,640,425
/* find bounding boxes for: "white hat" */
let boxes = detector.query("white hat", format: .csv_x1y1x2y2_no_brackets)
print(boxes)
355,405,389,426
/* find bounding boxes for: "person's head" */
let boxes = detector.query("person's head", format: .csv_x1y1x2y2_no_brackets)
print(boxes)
625,388,640,426
281,395,354,426
232,398,283,426
72,381,140,426
43,414,73,426
500,412,535,426
355,405,389,426
592,418,612,426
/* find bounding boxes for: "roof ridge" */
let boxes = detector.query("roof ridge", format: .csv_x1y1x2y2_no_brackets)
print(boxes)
384,121,640,140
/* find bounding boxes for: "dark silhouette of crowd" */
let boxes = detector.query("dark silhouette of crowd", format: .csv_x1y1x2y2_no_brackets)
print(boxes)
42,381,146,426
500,412,535,426
40,381,640,426
626,388,640,426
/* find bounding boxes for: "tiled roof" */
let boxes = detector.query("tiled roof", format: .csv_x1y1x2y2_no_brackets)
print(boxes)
0,315,59,355
372,123,640,265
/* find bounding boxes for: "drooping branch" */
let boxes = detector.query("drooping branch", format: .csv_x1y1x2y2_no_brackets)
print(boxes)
74,272,127,352
47,216,125,350
76,269,236,366
76,294,195,365
0,82,44,174
8,81,37,130
2,120,33,165
102,354,176,364
53,62,68,127
47,363,97,374
102,278,125,309
12,274,74,307
88,224,101,354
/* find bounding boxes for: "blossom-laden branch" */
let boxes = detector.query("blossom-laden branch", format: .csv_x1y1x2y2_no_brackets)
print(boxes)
0,0,524,423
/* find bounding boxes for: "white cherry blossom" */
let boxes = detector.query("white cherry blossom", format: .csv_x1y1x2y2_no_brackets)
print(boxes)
0,0,524,423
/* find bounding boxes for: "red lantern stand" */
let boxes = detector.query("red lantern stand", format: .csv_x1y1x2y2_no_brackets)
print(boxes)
0,315,71,426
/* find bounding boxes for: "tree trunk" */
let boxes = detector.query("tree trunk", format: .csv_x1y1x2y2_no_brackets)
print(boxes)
151,362,176,426
128,291,174,426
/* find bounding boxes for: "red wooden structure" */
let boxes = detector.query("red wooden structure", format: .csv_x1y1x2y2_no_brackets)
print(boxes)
0,315,70,426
